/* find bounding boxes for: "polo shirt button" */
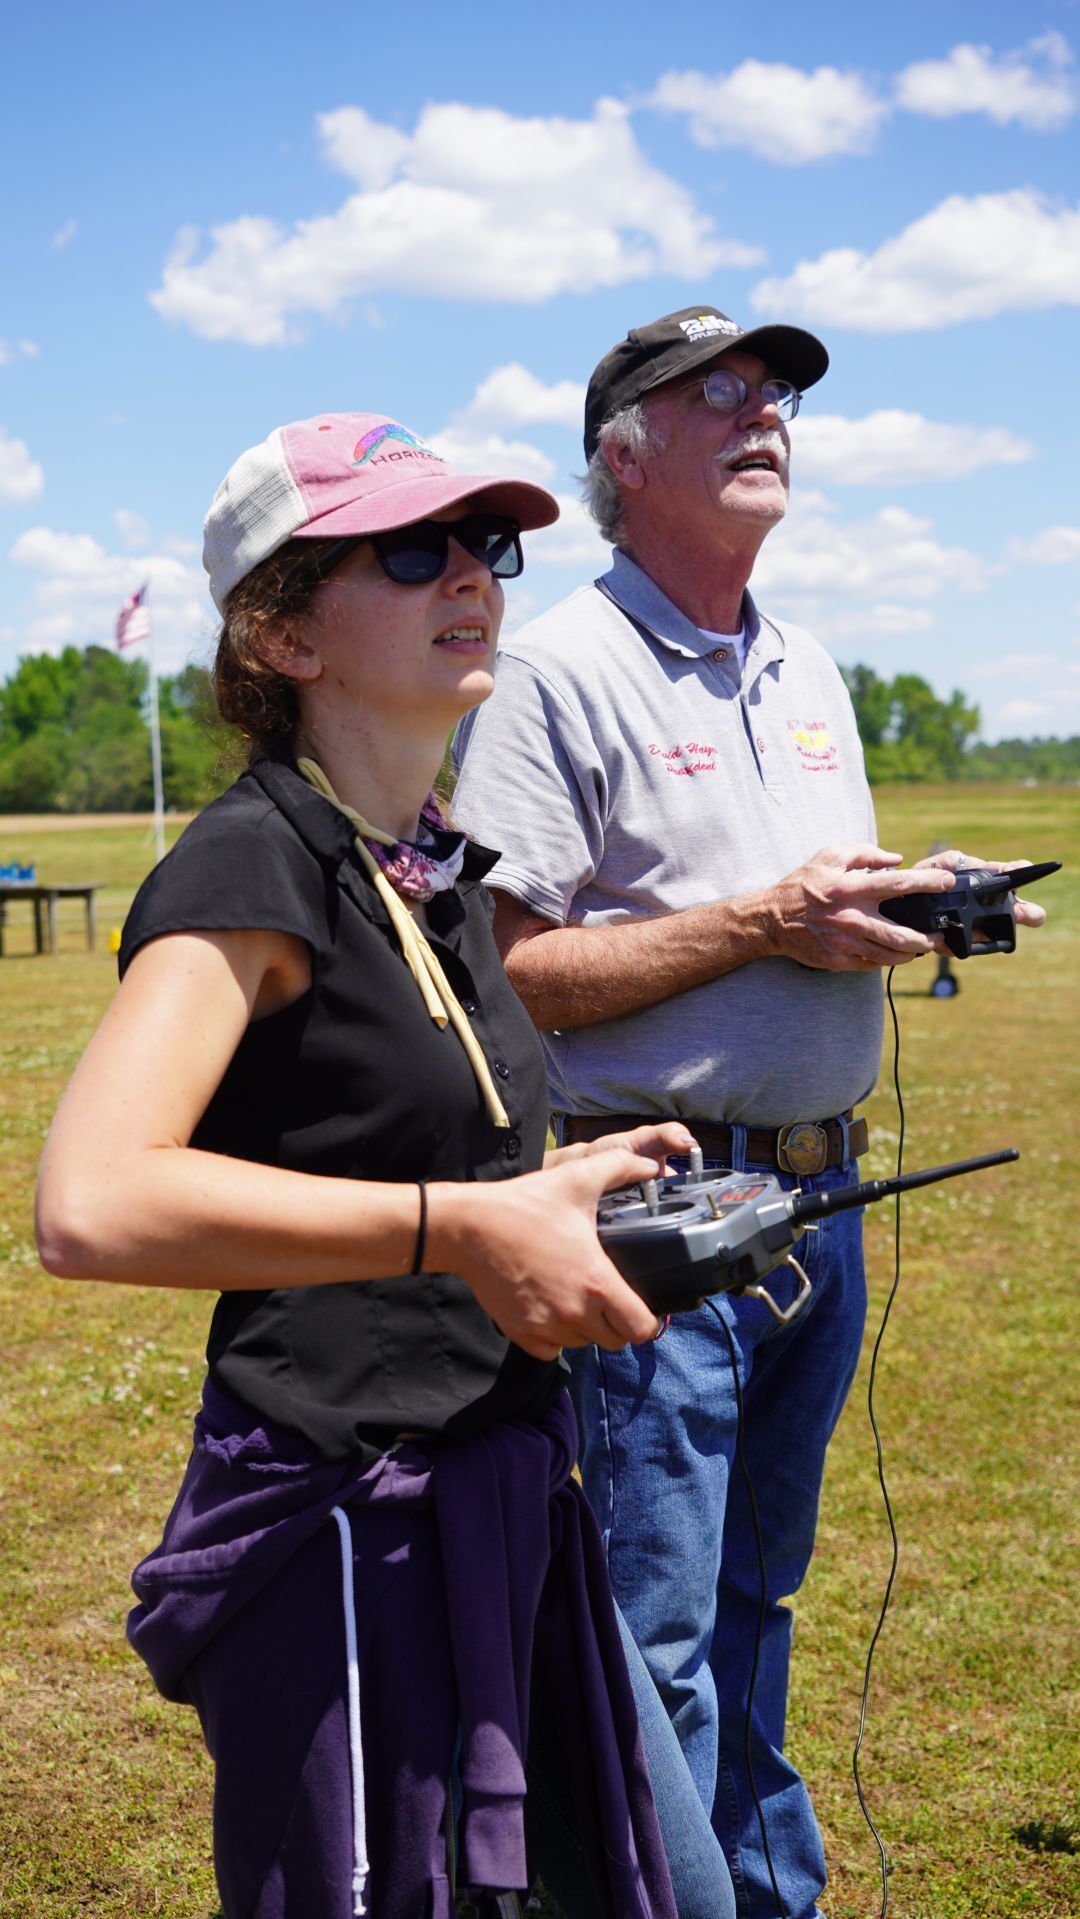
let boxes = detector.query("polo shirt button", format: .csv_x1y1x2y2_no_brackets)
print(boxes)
460,997,478,1015
711,648,728,663
504,1134,521,1159
757,737,766,752
494,1060,511,1080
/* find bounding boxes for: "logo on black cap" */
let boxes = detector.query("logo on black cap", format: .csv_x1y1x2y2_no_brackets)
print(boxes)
678,314,741,344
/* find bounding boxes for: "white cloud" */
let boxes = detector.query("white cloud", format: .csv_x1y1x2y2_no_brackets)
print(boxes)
896,32,1076,131
51,219,77,250
982,650,1080,732
650,39,1077,164
10,526,210,670
429,364,587,485
649,60,887,163
1006,525,1080,564
13,528,113,576
970,651,1068,679
754,492,987,612
497,588,539,639
751,190,1080,332
458,364,585,433
114,507,151,550
524,494,609,568
795,410,1033,485
428,426,556,486
997,694,1080,729
150,99,762,345
803,603,936,642
0,338,40,365
0,429,44,504
322,113,412,191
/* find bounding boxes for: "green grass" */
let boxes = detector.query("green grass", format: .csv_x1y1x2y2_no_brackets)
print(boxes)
0,817,190,956
1,789,1077,1917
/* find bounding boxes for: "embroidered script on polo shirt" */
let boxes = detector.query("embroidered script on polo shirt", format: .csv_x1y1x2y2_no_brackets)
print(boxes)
647,742,719,775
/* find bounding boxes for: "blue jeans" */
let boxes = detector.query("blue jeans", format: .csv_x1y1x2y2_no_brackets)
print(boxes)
569,1150,867,1919
525,1608,736,1919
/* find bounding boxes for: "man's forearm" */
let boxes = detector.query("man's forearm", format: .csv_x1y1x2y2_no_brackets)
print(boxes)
499,891,776,1030
495,843,961,1030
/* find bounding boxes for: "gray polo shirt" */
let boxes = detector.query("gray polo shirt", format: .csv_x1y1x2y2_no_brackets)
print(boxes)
453,550,883,1127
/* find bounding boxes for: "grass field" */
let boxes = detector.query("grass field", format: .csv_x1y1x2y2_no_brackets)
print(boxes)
0,786,1077,1918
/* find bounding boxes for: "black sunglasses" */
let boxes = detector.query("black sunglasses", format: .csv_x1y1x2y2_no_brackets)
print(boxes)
300,513,524,588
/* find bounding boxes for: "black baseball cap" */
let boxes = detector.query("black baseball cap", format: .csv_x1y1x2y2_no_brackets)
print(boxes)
583,305,829,460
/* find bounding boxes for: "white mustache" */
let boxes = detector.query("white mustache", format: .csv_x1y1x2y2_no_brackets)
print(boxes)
714,429,789,474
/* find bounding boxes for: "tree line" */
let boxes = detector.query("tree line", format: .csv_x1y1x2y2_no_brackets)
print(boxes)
0,646,242,812
839,665,1080,783
0,646,1076,813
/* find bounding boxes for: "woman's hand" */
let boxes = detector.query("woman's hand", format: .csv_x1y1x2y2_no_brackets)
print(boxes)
544,1121,698,1173
427,1148,668,1360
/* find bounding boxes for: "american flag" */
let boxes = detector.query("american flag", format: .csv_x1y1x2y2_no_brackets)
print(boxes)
115,581,151,649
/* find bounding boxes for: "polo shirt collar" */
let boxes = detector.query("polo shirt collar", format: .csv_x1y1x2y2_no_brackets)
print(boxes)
599,548,784,671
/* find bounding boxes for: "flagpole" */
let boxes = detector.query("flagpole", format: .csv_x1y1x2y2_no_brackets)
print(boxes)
115,577,165,864
147,603,166,865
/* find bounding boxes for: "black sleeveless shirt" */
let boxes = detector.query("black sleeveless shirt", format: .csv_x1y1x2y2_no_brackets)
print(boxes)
119,755,559,1461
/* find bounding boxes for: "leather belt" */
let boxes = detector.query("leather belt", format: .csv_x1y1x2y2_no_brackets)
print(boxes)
561,1110,868,1176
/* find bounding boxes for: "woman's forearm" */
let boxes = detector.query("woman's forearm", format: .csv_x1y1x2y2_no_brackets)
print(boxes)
34,927,669,1355
36,1139,424,1289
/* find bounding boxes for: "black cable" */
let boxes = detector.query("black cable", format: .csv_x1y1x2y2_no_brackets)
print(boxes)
851,965,904,1917
705,1296,787,1919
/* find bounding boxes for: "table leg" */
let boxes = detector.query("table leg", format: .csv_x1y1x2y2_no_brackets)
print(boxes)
86,891,97,952
46,893,57,954
33,898,45,954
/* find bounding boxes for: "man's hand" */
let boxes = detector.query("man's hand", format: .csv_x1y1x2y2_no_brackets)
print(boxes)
766,843,959,971
427,1149,666,1360
912,849,1047,930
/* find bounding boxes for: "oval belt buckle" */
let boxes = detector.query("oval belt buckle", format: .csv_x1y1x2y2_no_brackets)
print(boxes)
777,1121,829,1177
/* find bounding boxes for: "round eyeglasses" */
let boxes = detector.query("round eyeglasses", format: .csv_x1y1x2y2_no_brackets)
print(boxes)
690,369,800,422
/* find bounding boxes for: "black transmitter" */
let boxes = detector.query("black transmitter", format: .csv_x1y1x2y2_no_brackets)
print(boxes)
880,860,1060,959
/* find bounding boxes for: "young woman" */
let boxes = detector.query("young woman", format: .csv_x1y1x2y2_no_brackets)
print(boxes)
36,413,736,1919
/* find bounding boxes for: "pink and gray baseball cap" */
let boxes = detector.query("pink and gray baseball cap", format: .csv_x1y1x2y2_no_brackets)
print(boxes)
203,412,561,611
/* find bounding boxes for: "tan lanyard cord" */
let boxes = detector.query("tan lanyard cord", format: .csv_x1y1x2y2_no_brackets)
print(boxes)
297,757,510,1130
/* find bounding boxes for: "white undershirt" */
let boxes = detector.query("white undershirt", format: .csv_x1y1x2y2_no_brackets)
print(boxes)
699,623,749,671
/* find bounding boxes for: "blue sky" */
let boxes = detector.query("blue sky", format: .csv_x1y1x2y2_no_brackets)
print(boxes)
2,0,1078,739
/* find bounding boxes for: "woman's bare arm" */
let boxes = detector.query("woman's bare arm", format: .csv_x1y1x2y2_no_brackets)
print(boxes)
35,928,666,1357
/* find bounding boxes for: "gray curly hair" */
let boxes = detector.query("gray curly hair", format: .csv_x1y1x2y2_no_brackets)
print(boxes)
580,400,668,546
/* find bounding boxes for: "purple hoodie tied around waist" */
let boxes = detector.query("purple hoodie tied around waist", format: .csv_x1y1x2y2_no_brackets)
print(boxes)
128,1381,676,1918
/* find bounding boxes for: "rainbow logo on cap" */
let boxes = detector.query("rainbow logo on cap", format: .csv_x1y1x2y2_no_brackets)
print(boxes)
352,423,431,466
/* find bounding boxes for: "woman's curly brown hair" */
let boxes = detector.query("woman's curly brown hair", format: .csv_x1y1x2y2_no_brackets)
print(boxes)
212,537,348,760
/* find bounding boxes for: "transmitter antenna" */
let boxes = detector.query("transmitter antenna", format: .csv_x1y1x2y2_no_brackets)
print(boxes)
788,1149,1019,1226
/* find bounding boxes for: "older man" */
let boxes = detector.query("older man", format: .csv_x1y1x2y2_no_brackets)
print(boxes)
452,305,980,1918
